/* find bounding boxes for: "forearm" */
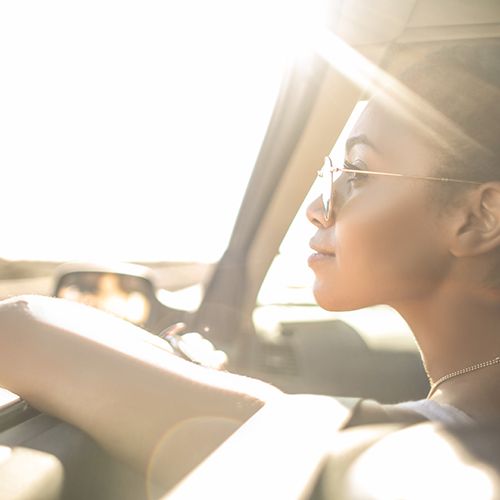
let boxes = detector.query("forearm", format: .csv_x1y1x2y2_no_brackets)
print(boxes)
0,295,282,473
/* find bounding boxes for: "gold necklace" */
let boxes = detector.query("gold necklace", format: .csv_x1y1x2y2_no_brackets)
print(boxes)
427,356,500,399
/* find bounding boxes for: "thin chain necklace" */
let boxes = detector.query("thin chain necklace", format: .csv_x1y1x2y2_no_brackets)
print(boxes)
427,355,500,399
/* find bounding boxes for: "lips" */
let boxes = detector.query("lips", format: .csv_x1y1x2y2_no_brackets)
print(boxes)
309,238,336,257
308,252,336,266
308,239,336,266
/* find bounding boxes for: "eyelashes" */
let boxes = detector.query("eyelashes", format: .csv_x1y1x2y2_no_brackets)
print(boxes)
344,158,367,169
343,159,369,185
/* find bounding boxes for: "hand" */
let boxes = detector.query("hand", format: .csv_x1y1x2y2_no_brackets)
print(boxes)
159,323,228,370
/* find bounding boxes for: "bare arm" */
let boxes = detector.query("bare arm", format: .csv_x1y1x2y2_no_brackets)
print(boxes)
0,295,282,481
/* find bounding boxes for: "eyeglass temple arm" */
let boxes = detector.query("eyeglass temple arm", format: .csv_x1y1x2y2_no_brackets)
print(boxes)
319,156,481,185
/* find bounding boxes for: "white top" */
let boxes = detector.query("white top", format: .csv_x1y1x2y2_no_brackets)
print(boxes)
396,399,475,426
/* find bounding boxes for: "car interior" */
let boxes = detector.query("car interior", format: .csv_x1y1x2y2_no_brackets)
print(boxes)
1,0,500,498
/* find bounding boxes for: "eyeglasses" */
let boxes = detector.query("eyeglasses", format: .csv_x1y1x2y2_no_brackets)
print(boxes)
317,156,482,221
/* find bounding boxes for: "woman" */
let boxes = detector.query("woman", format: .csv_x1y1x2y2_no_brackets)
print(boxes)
308,44,500,424
0,44,498,482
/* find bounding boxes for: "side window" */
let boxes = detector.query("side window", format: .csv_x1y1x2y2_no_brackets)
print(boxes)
255,101,416,352
257,101,367,308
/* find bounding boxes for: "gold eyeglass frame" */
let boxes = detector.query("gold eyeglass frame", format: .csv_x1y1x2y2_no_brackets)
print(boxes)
317,156,482,221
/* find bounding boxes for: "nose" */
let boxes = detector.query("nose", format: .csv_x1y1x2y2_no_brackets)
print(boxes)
306,195,334,229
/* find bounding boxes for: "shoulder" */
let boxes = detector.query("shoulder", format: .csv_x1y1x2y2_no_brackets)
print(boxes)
395,399,475,426
344,398,475,427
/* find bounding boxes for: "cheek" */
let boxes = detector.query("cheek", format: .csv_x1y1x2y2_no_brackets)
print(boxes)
334,189,447,303
338,198,413,268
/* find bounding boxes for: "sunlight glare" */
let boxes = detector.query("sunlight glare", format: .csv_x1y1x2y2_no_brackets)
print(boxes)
347,426,497,499
0,0,328,263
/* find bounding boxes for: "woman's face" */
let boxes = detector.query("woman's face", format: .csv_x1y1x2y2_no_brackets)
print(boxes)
307,100,453,311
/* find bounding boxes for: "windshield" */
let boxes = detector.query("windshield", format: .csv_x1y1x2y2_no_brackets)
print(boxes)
0,1,293,264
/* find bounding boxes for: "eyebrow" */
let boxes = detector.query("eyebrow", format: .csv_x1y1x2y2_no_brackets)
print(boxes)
345,134,381,154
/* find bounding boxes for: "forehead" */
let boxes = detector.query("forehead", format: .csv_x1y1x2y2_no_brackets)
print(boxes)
348,100,408,151
347,99,436,171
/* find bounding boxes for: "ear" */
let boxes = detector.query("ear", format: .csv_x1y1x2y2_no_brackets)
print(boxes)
450,183,500,257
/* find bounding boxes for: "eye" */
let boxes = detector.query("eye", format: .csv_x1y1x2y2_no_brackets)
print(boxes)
344,160,368,185
346,170,367,183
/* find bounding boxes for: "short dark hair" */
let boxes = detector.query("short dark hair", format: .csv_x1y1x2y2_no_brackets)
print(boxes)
396,43,500,183
396,44,500,285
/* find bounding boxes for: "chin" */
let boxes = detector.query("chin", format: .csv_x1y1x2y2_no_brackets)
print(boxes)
312,281,374,312
312,284,346,311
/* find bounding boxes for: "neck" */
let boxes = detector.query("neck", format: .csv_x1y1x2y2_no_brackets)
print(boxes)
393,283,500,413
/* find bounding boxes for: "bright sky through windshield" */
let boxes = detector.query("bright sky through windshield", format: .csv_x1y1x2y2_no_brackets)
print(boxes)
0,1,322,262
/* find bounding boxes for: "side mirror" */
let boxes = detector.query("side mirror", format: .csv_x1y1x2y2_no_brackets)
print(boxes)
53,263,227,369
53,263,160,329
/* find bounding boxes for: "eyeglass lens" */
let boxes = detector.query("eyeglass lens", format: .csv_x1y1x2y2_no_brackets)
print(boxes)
320,157,343,219
320,158,331,217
